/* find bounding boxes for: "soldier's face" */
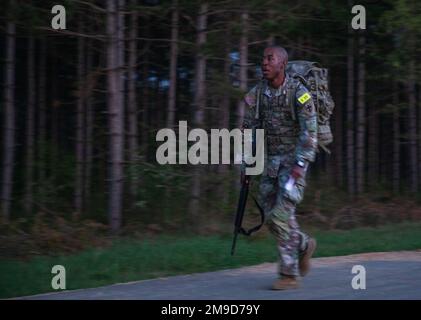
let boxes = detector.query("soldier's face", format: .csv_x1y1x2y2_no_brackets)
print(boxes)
262,48,285,80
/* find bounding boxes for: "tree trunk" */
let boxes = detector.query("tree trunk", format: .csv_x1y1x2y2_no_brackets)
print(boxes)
266,9,275,46
25,34,35,215
407,58,418,193
368,101,379,189
356,33,366,195
161,0,178,216
346,23,355,197
217,18,232,203
38,38,47,189
418,83,421,192
193,2,208,126
75,22,86,216
128,0,139,201
84,38,94,207
333,74,344,188
107,0,125,232
393,81,400,194
141,18,150,159
118,0,126,104
50,43,59,186
189,2,208,220
233,9,250,193
1,17,16,222
237,9,249,128
167,0,179,129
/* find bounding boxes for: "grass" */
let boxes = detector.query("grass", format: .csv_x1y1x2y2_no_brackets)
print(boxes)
1,221,421,299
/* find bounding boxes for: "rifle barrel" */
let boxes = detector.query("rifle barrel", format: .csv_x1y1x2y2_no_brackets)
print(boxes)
231,178,249,255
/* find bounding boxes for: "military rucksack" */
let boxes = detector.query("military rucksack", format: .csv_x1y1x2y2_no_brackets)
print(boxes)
285,60,335,153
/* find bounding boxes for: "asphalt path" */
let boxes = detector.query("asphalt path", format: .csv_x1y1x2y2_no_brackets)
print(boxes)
18,251,421,300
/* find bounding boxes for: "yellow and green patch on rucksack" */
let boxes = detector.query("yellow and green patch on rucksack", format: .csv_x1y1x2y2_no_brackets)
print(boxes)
286,60,335,153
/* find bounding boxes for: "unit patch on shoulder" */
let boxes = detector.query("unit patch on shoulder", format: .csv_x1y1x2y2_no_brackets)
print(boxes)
298,92,311,104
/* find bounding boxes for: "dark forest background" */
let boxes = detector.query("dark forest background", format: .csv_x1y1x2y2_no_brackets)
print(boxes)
1,0,421,257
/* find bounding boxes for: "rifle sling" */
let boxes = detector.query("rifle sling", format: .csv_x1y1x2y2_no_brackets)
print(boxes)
238,194,265,236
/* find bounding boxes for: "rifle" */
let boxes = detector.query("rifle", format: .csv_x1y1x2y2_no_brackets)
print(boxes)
231,127,264,256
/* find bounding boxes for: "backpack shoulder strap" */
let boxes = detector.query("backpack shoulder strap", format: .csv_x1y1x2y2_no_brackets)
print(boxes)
255,80,264,121
286,76,304,121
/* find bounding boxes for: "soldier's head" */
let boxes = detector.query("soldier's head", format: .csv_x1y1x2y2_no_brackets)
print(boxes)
261,46,288,81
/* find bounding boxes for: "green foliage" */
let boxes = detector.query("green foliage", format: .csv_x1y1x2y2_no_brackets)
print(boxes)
0,212,109,259
379,0,421,77
126,161,192,225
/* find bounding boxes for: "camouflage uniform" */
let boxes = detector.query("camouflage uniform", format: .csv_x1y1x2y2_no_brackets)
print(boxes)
243,74,318,277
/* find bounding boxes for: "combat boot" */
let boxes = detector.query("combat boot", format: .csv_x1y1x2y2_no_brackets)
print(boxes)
271,275,299,290
299,237,317,276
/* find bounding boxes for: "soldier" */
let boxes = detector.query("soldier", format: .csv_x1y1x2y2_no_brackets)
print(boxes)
242,46,318,290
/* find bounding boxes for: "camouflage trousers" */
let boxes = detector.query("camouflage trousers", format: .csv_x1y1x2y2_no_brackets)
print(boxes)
259,156,309,277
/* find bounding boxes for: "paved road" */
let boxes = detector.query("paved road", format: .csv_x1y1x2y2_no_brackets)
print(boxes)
19,251,421,300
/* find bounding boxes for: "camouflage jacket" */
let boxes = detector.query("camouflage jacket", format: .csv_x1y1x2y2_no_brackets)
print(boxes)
243,74,318,171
